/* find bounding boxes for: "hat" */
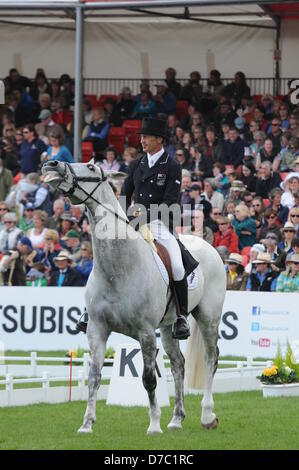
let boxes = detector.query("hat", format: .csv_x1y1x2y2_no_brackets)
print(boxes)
250,243,265,254
234,117,245,130
139,117,168,139
225,253,244,266
54,250,71,262
38,109,52,120
294,157,299,165
252,253,272,264
190,184,201,192
281,221,296,233
61,212,75,222
155,81,167,88
265,232,279,242
3,212,17,222
290,254,299,263
24,202,35,210
19,236,33,251
280,172,299,191
62,229,80,240
230,180,246,192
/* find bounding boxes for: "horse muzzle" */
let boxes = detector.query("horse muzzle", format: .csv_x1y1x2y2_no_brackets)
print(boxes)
42,161,66,185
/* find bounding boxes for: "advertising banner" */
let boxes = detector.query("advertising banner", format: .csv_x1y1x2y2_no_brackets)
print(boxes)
0,287,298,358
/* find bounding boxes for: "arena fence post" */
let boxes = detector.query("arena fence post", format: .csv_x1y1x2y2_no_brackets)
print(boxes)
78,369,85,400
5,373,13,406
42,371,49,403
31,352,37,376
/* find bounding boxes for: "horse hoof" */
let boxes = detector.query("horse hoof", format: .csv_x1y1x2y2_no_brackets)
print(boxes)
201,418,219,430
167,422,182,430
77,426,93,434
147,428,163,435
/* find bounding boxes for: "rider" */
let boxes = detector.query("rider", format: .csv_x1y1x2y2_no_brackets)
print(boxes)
77,117,192,339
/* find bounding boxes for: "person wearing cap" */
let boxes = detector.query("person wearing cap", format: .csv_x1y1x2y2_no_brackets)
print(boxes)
18,202,35,232
245,243,265,274
225,253,248,291
278,222,296,255
214,216,239,254
186,183,212,220
39,109,55,128
246,253,279,291
152,81,176,116
120,117,199,340
281,172,299,210
275,253,299,292
229,180,246,204
62,229,81,262
0,212,23,254
50,250,84,287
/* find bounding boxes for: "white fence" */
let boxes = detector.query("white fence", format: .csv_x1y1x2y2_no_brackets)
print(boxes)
0,353,271,407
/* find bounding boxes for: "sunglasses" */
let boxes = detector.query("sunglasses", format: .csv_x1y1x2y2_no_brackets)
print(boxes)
5,221,14,224
272,123,280,126
284,230,295,233
268,215,276,219
213,212,221,216
290,214,299,218
0,208,8,211
81,248,88,251
176,153,184,156
6,128,14,131
23,130,30,134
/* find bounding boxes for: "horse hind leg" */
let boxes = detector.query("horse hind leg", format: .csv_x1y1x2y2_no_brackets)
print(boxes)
78,321,109,434
160,324,185,430
139,330,162,435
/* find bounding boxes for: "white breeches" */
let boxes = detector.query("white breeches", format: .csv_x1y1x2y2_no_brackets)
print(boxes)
149,219,185,281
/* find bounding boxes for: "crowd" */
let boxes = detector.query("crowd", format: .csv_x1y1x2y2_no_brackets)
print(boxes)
0,67,298,292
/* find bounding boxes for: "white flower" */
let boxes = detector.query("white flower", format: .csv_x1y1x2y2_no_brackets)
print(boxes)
285,366,292,375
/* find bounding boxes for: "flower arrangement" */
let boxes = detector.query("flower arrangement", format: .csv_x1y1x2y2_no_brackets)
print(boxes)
258,341,299,385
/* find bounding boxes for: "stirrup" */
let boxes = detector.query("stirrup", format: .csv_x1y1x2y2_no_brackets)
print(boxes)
76,309,88,334
172,315,190,340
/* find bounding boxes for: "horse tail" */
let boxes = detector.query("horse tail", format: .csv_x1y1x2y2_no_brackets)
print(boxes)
185,315,206,390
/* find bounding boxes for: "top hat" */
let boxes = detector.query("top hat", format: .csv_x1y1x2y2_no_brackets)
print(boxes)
139,117,168,139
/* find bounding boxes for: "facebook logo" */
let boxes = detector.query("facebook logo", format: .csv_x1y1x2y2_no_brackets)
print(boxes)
252,306,261,316
251,322,260,332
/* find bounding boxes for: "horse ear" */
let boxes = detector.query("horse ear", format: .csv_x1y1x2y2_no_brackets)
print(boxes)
89,157,95,164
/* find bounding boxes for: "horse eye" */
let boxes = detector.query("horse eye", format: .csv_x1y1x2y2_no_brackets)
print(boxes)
87,165,95,172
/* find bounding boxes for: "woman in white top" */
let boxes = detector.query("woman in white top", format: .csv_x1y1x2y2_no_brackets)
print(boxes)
27,210,48,249
281,173,299,210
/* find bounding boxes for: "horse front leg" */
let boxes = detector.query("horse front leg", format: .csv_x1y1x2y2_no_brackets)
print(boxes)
139,331,162,435
160,324,185,430
78,320,109,434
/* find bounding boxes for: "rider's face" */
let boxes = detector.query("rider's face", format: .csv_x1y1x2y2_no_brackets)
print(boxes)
141,134,162,155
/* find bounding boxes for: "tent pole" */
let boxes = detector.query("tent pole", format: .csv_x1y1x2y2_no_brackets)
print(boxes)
74,4,84,163
274,18,281,96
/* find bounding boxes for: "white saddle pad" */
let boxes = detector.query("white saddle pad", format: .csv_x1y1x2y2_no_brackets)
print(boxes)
151,250,198,290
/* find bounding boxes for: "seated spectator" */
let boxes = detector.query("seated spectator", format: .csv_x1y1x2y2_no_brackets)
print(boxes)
0,202,9,231
31,72,51,103
228,180,246,205
0,136,20,176
0,236,34,286
261,94,274,119
164,67,181,99
258,208,282,242
119,147,138,174
34,229,60,272
62,229,81,262
80,217,92,243
224,71,251,106
246,253,278,291
277,131,293,172
252,104,268,133
82,98,94,126
244,243,265,274
180,71,203,108
278,222,297,255
183,209,214,245
212,162,228,193
19,202,35,233
153,82,176,116
27,210,48,250
279,103,290,131
249,131,265,161
188,145,212,179
0,155,13,201
232,203,256,250
59,212,77,239
266,117,282,154
50,250,84,287
26,263,48,287
225,253,248,291
269,188,289,226
83,107,110,154
100,146,120,173
256,138,279,170
240,162,257,194
51,96,73,129
255,161,282,199
202,178,224,211
132,92,157,119
50,79,61,106
115,87,135,121
42,130,73,164
224,199,237,221
288,207,299,236
203,126,223,163
214,101,236,132
103,97,122,127
214,216,239,253
281,172,299,209
74,241,93,285
19,124,47,175
46,198,65,230
221,127,245,169
174,148,193,172
275,254,299,292
185,183,212,217
5,68,31,93
0,212,23,254
263,232,285,272
241,190,254,209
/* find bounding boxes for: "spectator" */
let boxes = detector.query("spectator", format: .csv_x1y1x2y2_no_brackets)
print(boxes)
258,208,282,242
80,217,92,243
244,243,265,274
214,101,236,132
279,103,290,131
0,202,9,231
17,173,53,216
228,180,246,205
46,198,65,230
50,79,61,106
74,241,93,285
26,263,48,287
213,216,239,253
212,162,229,193
202,178,224,211
34,229,60,272
61,229,81,262
261,94,274,119
82,98,93,126
100,146,120,173
280,137,299,172
50,250,84,287
224,71,251,106
83,108,110,154
180,71,203,108
5,68,31,93
19,124,47,175
255,161,282,199
42,130,73,164
281,172,299,209
203,126,222,163
15,129,24,151
207,69,225,98
119,147,138,174
256,138,279,170
132,92,157,119
103,97,122,127
275,254,299,292
174,148,193,172
224,199,237,221
31,72,51,103
232,203,256,250
0,236,34,286
269,188,289,226
59,212,76,239
278,222,297,255
0,212,23,254
221,127,245,168
185,183,212,221
225,253,248,290
153,82,176,116
241,190,254,208
263,233,285,273
267,117,282,154
51,96,73,129
180,103,196,131
115,87,135,121
253,104,268,133
288,207,299,236
27,210,48,249
239,162,257,193
0,136,20,176
246,253,278,291
0,156,13,200
249,131,265,161
164,67,181,99
19,202,35,233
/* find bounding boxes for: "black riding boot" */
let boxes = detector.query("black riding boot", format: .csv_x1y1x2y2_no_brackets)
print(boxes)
76,309,89,333
172,277,190,340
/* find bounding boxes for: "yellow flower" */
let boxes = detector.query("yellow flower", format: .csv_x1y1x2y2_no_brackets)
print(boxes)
262,366,278,377
69,349,77,358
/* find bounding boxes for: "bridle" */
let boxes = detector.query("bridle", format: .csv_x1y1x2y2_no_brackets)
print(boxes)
57,162,130,226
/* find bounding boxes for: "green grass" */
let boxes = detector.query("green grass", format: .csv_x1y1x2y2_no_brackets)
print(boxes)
0,392,299,450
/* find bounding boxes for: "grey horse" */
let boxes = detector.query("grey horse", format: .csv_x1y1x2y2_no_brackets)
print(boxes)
42,159,226,434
